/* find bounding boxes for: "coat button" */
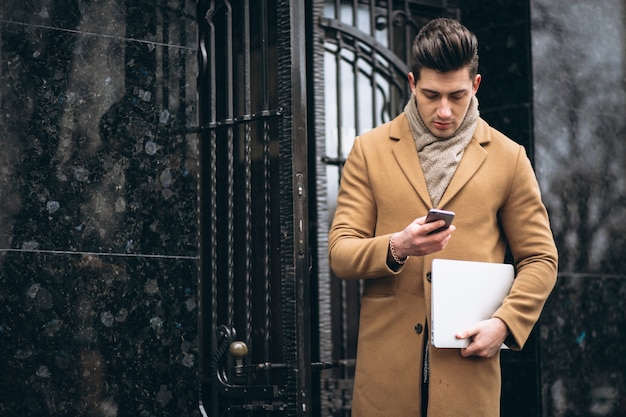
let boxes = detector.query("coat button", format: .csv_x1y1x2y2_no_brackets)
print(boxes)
414,323,423,334
426,272,432,282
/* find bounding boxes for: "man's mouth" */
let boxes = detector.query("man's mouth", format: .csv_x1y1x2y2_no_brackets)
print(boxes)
434,121,452,129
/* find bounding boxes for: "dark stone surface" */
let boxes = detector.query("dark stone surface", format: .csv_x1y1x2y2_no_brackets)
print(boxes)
0,1,200,416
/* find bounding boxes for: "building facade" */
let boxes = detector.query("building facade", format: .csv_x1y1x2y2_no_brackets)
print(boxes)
1,1,624,416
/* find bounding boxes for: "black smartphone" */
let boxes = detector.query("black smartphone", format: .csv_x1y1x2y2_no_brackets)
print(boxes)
425,208,455,235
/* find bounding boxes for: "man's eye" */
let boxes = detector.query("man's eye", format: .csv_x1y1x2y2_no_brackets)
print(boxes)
450,94,465,100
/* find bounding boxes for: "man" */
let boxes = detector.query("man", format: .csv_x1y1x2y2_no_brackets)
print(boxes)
328,18,558,417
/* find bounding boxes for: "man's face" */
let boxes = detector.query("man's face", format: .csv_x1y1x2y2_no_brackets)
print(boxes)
409,67,481,139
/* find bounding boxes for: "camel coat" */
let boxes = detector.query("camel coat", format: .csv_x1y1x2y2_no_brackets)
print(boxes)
328,113,558,417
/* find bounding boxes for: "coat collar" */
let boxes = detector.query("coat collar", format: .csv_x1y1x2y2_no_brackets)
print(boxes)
390,114,491,208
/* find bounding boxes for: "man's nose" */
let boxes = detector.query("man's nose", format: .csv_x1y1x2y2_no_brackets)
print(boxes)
437,100,452,118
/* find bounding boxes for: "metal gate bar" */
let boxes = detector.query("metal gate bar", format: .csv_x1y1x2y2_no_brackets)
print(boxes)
199,0,308,415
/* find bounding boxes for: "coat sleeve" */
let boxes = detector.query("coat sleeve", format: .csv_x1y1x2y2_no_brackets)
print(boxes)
493,145,558,350
328,136,398,280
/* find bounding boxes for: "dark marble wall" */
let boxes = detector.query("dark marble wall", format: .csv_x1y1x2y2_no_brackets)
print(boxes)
461,1,535,152
0,1,200,416
531,1,626,416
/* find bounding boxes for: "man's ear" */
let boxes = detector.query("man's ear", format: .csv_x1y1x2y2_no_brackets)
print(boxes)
408,71,416,86
472,74,482,94
408,72,418,96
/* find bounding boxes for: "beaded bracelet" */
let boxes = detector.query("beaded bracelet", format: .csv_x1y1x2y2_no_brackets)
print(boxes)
389,234,408,265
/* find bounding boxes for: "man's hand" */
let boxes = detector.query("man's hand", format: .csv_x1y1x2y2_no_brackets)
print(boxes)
391,216,456,259
456,317,509,358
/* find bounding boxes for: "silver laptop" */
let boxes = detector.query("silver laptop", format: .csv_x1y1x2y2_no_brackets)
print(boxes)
430,259,514,349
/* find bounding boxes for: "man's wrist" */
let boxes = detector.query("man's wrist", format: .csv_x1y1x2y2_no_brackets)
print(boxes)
389,234,408,265
493,317,510,338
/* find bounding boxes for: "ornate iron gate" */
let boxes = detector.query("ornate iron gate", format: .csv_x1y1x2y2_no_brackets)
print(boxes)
198,1,457,416
198,0,316,415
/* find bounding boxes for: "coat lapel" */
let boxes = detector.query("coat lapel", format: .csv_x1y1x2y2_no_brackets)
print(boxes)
389,114,433,207
438,119,491,208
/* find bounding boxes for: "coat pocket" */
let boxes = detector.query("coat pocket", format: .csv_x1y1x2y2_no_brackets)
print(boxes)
362,276,395,297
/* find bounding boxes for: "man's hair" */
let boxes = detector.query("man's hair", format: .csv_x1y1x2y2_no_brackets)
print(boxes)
411,18,479,80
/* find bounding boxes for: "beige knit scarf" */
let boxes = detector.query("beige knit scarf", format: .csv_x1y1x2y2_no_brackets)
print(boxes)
404,95,479,207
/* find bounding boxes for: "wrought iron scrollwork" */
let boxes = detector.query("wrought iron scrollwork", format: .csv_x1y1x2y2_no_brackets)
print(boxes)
211,324,335,410
211,325,283,402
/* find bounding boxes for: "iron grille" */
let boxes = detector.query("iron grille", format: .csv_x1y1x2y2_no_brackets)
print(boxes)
198,0,313,416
